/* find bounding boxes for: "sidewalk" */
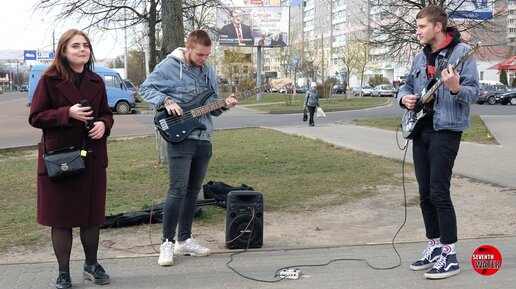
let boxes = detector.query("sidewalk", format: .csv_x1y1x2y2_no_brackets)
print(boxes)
1,111,514,289
1,236,513,289
270,114,516,189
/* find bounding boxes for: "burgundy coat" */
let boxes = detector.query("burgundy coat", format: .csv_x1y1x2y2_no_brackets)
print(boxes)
29,69,114,227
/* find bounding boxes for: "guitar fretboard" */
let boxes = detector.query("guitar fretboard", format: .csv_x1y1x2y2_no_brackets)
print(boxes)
422,43,480,104
190,83,273,117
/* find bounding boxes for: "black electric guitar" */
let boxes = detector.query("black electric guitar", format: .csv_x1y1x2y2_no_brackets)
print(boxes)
401,42,481,139
154,78,292,143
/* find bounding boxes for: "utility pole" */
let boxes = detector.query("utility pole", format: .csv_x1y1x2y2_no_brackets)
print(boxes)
321,34,324,83
124,9,128,80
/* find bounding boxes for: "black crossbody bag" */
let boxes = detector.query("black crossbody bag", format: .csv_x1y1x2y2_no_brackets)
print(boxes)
43,133,86,181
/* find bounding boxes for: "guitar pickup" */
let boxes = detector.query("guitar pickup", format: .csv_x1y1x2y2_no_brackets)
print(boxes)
159,119,169,130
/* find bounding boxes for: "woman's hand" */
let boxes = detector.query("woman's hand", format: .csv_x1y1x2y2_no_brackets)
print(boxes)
88,121,106,139
69,103,94,123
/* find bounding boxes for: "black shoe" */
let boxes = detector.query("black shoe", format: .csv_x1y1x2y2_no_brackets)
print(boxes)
83,263,110,285
55,272,72,289
309,122,315,126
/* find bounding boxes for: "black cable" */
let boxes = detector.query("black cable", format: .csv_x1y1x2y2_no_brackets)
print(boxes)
225,214,286,283
227,124,411,281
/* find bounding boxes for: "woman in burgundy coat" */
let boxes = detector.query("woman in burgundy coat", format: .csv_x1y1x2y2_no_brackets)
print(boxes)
29,29,114,289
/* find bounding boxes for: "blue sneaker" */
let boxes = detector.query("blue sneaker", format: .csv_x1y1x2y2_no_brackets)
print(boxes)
410,246,442,271
424,253,460,279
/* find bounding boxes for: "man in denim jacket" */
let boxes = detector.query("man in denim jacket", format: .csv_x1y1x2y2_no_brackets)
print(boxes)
398,5,479,280
140,30,237,267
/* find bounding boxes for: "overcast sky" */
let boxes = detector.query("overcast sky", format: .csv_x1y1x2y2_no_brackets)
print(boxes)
0,0,125,59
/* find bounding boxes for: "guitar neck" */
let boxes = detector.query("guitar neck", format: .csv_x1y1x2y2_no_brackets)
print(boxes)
191,83,272,117
422,56,465,103
422,43,480,103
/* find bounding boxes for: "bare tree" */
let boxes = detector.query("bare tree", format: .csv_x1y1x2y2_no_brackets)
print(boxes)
33,0,226,70
360,0,509,61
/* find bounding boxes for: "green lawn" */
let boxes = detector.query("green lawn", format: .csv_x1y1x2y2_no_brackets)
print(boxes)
350,115,496,144
0,128,402,252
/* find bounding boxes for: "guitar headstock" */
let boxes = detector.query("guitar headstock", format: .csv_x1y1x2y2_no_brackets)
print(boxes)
466,42,481,62
452,42,481,69
270,78,293,89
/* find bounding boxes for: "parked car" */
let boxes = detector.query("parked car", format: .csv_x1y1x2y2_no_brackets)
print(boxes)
496,90,516,105
296,86,308,94
371,84,397,97
29,64,136,114
352,85,374,96
20,84,29,92
477,82,512,105
123,79,140,102
332,83,347,94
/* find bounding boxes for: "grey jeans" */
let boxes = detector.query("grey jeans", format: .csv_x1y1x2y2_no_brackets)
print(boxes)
162,139,212,242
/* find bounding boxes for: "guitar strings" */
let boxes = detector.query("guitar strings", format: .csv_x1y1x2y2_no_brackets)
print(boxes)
160,100,226,127
159,86,270,127
158,81,292,128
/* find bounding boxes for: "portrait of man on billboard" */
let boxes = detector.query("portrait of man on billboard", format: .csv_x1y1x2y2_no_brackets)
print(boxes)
219,8,254,46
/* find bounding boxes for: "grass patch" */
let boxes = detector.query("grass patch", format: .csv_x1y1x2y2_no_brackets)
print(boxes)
0,128,402,252
349,115,496,144
245,96,388,112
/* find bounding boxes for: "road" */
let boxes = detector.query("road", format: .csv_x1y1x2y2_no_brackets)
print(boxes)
1,91,515,149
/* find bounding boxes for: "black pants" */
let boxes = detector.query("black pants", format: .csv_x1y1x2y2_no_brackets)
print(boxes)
163,139,212,242
307,106,316,125
412,129,462,245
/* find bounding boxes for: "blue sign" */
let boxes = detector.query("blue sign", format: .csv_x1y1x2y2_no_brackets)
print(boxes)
37,50,55,60
24,50,37,61
449,0,493,20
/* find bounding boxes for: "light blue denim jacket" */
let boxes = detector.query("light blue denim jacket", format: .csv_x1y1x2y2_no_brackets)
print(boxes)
398,43,479,132
140,48,222,141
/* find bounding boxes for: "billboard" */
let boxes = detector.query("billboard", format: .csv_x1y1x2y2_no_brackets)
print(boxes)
217,6,290,47
449,0,493,20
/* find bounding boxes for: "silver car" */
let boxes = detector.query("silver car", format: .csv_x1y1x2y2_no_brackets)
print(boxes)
371,84,397,97
352,85,374,96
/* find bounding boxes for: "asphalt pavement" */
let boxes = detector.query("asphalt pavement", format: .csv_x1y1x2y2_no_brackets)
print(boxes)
1,105,514,288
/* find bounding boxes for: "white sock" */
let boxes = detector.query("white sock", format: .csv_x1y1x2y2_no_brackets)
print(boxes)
442,243,456,255
428,238,441,248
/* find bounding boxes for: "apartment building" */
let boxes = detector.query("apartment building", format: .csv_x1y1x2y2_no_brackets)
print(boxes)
224,0,514,88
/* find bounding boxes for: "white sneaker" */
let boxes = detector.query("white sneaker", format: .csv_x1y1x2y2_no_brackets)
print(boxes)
158,239,174,266
174,238,210,256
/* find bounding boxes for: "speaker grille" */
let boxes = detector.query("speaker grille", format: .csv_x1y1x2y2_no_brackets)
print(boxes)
225,191,263,249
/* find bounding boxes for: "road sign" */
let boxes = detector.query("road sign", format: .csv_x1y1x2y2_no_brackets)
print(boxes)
37,50,54,60
24,50,37,61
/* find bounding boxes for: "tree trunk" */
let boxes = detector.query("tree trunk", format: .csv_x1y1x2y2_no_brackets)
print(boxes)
148,0,158,71
161,0,185,61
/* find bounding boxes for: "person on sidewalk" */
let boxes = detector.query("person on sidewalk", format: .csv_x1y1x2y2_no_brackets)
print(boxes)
304,82,320,126
28,29,114,288
140,30,237,267
398,5,479,280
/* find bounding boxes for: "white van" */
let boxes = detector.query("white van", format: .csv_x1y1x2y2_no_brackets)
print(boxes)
28,64,136,114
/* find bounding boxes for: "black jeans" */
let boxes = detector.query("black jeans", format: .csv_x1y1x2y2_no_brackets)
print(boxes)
307,106,316,125
163,139,212,242
412,129,462,245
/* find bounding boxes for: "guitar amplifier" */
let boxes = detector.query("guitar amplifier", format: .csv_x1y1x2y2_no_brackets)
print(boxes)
225,190,263,249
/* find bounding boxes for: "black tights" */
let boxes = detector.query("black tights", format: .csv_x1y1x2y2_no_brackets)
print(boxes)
51,226,100,273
